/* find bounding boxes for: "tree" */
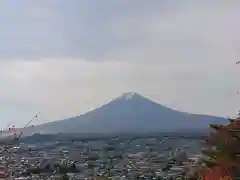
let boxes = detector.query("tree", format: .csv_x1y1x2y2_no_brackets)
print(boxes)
61,173,69,180
200,117,240,179
133,173,140,180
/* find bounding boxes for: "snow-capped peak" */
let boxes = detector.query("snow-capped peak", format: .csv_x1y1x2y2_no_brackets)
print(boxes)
119,92,137,100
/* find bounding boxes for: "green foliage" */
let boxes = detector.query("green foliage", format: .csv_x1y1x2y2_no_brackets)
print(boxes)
61,173,69,180
209,124,223,130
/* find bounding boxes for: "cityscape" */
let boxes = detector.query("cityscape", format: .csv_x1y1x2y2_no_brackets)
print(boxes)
0,133,205,179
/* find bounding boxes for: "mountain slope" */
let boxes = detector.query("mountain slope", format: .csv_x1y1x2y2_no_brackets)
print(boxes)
25,92,228,134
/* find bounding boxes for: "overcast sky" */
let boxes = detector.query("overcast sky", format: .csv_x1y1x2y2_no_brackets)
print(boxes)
0,0,240,127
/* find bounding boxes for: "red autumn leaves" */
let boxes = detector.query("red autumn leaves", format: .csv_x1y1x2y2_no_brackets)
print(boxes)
202,118,240,179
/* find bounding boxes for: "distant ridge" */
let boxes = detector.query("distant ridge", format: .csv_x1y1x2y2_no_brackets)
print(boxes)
22,92,228,135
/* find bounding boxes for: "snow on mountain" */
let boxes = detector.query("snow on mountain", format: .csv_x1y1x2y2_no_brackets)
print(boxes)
117,92,138,100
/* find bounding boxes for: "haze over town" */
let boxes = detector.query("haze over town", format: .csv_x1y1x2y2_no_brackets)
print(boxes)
0,1,240,127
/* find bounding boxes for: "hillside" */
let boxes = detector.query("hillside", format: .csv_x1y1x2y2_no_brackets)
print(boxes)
22,92,227,135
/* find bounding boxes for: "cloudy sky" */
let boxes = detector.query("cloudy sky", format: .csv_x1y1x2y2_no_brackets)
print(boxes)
0,0,240,127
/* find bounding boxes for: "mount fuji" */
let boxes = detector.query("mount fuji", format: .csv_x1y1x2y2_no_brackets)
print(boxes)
23,92,228,135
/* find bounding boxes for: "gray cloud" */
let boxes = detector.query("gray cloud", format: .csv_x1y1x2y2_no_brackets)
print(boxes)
0,0,223,60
